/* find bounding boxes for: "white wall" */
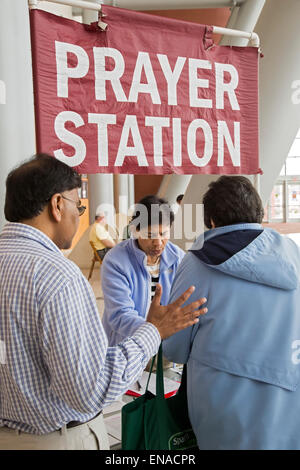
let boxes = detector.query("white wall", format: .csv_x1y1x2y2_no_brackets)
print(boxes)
255,0,300,205
0,0,36,229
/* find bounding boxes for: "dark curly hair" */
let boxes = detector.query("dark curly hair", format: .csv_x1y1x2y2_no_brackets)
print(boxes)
130,195,174,231
203,176,264,229
5,153,81,222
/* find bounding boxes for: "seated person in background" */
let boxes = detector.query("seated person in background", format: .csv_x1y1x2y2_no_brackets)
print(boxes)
89,211,115,260
101,195,185,346
122,223,130,240
176,194,184,205
163,176,300,450
172,194,184,215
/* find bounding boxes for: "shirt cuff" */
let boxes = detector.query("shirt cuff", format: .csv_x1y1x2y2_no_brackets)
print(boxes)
132,322,161,364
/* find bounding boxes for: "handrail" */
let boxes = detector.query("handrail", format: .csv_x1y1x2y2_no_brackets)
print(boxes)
28,0,102,11
28,0,260,47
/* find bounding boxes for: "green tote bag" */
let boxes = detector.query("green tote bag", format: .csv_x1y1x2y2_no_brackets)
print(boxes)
121,344,197,450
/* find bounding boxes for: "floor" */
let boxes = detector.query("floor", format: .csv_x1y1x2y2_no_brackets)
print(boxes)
263,222,300,235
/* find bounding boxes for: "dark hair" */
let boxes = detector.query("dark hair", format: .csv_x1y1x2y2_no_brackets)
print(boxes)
5,153,82,222
130,195,174,231
176,194,184,204
203,176,264,229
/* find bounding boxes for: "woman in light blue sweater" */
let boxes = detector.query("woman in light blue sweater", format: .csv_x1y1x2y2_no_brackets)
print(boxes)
102,195,185,346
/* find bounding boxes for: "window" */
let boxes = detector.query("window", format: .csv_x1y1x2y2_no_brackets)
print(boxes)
270,184,284,221
288,183,300,219
265,129,300,223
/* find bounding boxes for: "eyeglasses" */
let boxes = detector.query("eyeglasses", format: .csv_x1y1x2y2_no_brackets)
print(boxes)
61,195,86,216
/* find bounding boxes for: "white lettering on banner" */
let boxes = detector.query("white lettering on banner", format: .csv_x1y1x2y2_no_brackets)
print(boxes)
157,54,186,106
145,116,170,166
88,113,116,166
0,340,6,365
172,118,182,167
187,119,213,166
55,41,89,98
215,63,240,110
128,52,161,104
217,121,240,167
115,115,148,167
53,112,241,168
53,44,243,169
189,58,212,108
55,44,241,111
93,47,127,102
54,111,86,166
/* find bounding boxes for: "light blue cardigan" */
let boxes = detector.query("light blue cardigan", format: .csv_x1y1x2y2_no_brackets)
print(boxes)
101,238,185,346
163,223,300,450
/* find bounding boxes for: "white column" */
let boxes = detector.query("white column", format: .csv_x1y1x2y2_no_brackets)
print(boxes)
113,174,129,214
0,0,36,229
219,0,266,194
170,0,265,250
82,0,115,225
171,175,217,251
114,174,135,215
184,0,266,207
159,0,266,216
157,175,192,207
220,0,266,46
88,174,114,225
254,0,300,205
128,174,135,208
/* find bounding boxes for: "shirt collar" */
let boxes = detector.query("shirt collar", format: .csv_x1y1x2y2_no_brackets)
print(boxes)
0,222,62,255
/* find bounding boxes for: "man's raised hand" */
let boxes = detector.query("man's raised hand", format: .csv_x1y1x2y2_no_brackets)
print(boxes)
147,284,207,339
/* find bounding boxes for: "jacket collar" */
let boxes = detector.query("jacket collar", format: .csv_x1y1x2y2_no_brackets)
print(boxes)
204,223,263,243
127,237,178,271
0,222,62,255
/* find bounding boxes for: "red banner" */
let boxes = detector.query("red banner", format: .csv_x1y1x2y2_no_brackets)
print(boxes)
30,6,261,175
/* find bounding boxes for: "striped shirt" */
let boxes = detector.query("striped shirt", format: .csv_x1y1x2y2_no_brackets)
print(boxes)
146,261,160,300
0,223,160,435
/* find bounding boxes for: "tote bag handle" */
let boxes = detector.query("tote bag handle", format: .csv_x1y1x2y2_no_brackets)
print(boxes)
145,349,158,393
146,344,187,398
145,344,164,397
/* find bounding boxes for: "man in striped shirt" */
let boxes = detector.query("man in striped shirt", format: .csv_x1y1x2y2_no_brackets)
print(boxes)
0,154,207,450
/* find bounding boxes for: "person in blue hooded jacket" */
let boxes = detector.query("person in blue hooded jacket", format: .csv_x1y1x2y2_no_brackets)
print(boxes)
163,175,300,450
102,195,185,346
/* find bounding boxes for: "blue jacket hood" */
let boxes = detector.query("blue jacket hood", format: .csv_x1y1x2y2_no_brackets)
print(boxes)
190,224,300,291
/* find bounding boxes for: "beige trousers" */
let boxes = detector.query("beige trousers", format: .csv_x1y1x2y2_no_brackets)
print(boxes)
0,413,110,450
